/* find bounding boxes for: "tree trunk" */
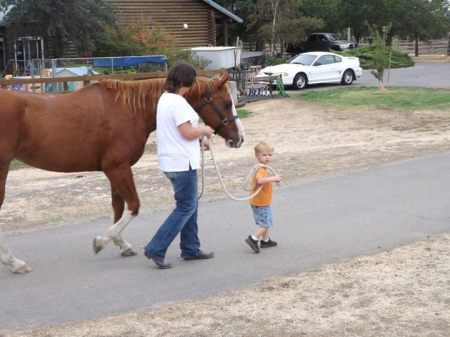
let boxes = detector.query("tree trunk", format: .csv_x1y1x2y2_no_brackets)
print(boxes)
270,0,280,56
447,32,450,56
414,32,419,57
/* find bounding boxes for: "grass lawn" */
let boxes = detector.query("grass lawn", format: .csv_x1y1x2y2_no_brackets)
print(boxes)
296,87,450,111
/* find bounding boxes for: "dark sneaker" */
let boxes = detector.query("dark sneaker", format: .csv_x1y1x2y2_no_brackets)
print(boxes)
144,251,173,269
245,235,260,253
181,251,214,260
260,238,277,248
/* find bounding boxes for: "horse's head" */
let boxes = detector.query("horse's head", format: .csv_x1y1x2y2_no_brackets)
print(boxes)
186,73,244,148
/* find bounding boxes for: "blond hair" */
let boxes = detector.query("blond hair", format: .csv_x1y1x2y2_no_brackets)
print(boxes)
254,141,274,155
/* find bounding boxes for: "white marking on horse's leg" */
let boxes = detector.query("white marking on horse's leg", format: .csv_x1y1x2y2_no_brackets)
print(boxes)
93,210,135,254
113,235,137,257
0,230,31,273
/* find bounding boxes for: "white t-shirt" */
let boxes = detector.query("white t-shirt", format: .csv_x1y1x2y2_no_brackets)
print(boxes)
156,92,200,172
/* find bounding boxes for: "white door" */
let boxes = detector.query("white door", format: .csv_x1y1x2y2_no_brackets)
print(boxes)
310,55,342,83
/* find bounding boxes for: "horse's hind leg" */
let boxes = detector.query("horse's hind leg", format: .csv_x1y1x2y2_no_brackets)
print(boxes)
110,185,137,257
93,164,140,255
0,230,31,273
0,162,31,273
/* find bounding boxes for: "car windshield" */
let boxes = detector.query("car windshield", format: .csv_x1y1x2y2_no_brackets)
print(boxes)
289,54,318,66
327,33,339,41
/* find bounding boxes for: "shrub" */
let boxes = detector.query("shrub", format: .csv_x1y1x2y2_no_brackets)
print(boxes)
93,23,211,70
265,54,291,66
344,45,414,70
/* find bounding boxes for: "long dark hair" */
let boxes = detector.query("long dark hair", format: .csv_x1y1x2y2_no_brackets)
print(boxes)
164,61,197,93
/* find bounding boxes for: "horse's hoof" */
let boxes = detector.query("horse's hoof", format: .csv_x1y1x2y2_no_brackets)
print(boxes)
13,263,32,274
121,247,137,257
93,236,104,254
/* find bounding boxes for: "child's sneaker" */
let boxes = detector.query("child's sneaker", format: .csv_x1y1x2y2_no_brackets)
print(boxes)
245,235,260,253
260,238,277,248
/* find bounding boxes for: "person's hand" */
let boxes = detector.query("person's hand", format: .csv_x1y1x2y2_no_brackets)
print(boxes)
273,174,282,187
201,125,214,139
201,138,210,151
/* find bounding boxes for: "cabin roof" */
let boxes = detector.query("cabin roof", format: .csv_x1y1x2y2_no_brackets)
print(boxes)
202,0,243,23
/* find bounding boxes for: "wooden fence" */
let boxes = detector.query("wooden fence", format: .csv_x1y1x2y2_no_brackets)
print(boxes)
0,69,226,93
393,36,450,56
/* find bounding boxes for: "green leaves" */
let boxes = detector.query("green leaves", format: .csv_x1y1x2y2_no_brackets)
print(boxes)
1,0,117,57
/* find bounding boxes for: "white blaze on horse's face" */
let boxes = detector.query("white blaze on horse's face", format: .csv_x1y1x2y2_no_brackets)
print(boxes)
228,89,245,148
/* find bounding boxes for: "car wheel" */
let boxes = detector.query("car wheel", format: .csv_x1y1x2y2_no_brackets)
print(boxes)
341,69,354,85
293,73,307,90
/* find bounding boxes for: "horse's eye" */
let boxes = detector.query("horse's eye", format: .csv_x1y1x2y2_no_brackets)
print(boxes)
224,101,232,109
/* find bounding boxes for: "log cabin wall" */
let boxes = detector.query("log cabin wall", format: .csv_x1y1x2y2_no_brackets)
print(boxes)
0,0,241,73
104,0,221,48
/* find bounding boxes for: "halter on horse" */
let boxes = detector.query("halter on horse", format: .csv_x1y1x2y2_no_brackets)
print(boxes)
193,87,240,135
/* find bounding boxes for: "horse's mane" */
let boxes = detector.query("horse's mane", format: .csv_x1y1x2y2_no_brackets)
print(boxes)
188,77,214,98
94,76,223,114
96,79,164,115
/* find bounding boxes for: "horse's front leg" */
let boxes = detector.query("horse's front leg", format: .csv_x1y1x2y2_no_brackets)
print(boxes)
110,184,137,256
93,164,140,255
93,211,136,255
113,235,137,257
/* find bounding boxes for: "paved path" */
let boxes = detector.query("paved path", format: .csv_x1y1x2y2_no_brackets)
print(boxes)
1,152,450,333
355,62,450,88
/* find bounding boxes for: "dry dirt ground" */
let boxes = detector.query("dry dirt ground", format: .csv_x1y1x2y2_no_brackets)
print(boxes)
2,95,450,336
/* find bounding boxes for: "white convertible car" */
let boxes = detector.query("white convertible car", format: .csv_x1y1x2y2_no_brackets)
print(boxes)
257,52,363,90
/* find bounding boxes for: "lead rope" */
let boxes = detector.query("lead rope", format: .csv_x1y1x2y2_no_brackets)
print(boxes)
199,137,280,201
198,137,206,199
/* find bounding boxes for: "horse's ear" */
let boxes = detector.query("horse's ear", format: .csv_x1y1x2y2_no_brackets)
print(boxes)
217,72,229,87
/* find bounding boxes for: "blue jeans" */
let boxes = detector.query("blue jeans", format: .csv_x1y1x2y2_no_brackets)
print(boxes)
144,169,201,260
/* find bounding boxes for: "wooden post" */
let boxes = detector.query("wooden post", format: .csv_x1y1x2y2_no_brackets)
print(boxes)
414,32,419,57
448,32,450,56
223,20,228,46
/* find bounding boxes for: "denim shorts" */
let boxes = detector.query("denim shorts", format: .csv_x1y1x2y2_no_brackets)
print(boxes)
251,205,273,228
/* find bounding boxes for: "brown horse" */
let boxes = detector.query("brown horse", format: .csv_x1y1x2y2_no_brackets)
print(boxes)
0,73,244,273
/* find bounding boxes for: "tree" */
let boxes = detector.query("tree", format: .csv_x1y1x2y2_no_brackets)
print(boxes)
301,0,450,44
231,0,324,53
338,0,386,42
276,17,323,55
269,0,281,55
300,0,344,34
0,0,117,57
238,0,272,50
383,0,450,55
369,23,392,91
265,0,323,55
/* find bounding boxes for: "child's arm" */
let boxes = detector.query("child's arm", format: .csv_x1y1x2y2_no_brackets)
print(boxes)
256,174,282,185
